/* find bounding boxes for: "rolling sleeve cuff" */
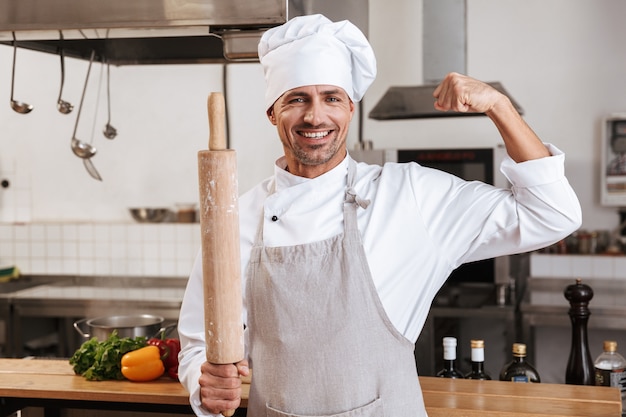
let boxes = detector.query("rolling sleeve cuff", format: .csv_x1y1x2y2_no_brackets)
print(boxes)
500,143,565,188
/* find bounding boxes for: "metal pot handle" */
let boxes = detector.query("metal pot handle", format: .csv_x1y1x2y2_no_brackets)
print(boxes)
152,322,177,339
74,318,90,338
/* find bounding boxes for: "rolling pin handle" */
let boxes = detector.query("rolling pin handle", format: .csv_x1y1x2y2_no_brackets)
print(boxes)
208,92,226,151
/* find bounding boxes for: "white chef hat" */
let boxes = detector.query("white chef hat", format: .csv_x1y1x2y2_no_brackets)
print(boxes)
258,14,377,112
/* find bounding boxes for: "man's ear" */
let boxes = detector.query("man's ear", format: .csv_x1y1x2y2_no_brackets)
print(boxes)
266,107,277,125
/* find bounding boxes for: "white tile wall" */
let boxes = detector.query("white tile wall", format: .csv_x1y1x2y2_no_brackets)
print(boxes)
529,253,626,306
0,222,200,278
0,156,32,223
530,253,626,281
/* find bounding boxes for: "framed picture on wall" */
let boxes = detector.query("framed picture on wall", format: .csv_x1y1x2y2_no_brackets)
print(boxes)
601,114,626,206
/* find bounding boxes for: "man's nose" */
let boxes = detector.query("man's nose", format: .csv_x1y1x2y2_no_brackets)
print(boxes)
303,102,323,125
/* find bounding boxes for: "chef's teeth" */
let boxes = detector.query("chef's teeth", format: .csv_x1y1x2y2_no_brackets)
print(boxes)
301,131,330,138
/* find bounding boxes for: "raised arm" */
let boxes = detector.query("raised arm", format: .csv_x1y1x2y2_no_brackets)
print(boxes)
433,72,550,162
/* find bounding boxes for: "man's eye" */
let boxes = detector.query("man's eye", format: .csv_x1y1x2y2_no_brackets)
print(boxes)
290,97,305,103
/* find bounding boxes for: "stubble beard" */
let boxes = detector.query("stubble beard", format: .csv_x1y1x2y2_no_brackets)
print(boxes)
288,134,343,167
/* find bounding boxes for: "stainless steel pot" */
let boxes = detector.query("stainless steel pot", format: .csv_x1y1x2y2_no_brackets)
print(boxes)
73,314,175,340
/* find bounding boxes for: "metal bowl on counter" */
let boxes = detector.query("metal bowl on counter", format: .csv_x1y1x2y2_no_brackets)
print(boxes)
128,207,171,223
74,314,175,340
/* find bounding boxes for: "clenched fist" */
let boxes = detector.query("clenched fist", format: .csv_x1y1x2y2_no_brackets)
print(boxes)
433,72,509,115
199,360,250,415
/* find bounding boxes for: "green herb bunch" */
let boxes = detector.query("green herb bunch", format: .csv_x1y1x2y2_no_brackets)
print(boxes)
69,330,147,381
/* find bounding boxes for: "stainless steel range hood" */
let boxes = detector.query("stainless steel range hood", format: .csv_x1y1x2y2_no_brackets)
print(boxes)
369,82,524,120
0,0,368,65
0,0,287,64
368,0,522,120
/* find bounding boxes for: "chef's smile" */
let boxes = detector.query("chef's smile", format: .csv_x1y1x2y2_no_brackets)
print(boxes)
295,128,335,147
299,130,331,139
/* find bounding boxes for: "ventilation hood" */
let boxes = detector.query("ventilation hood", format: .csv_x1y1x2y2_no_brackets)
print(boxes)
368,0,523,120
369,82,524,120
0,0,368,65
0,0,288,64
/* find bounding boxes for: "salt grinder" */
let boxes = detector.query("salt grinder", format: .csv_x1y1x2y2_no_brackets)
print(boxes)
564,278,594,385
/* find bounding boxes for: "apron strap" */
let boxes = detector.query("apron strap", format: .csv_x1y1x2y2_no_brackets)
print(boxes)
345,158,371,209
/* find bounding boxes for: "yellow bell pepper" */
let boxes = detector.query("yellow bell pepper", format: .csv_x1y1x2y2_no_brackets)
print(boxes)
121,345,165,382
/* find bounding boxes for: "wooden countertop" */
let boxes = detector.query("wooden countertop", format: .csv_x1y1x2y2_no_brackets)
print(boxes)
0,358,200,407
0,359,620,416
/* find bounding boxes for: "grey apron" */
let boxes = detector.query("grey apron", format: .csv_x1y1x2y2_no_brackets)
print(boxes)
246,159,425,417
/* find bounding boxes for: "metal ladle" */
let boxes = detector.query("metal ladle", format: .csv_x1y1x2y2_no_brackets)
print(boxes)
71,50,96,158
9,32,33,114
102,62,117,139
56,32,73,114
82,158,102,181
71,50,102,181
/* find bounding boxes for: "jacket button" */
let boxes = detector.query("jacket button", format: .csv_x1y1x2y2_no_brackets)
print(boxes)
271,215,278,222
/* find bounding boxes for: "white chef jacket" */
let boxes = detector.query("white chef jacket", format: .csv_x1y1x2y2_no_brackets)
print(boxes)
178,143,581,416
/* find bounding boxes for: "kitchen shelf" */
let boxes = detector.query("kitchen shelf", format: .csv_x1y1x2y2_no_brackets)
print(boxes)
1,275,186,358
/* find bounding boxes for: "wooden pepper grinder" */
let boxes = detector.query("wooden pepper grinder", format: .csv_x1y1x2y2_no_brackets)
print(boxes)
564,278,594,385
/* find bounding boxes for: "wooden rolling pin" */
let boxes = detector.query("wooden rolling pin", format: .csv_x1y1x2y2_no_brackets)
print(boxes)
197,92,244,415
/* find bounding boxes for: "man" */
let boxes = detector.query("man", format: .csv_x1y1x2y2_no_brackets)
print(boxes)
178,14,581,417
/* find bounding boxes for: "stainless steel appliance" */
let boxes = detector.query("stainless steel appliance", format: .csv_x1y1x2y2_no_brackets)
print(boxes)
368,82,524,120
0,0,369,65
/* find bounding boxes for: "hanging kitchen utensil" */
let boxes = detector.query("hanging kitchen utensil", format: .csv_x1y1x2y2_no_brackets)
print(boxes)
70,50,96,158
81,63,104,182
103,62,117,139
70,50,102,181
56,31,73,114
9,32,33,114
83,158,102,181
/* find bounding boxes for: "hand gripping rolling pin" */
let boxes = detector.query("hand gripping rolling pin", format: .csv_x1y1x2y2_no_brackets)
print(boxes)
197,92,244,416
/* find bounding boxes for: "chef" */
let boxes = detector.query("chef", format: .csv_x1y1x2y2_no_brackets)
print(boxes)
178,13,582,417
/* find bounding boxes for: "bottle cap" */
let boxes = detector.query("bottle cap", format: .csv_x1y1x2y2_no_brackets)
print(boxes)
442,337,457,360
512,343,527,356
443,337,457,347
603,340,617,352
471,339,484,349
